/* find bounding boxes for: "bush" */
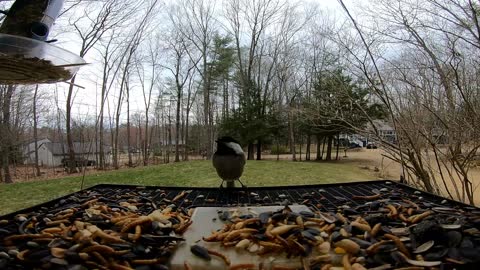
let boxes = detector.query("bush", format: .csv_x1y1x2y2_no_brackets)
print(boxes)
153,150,162,157
270,145,290,155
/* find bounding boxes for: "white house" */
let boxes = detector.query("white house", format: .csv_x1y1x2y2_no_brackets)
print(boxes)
23,138,111,167
367,120,397,144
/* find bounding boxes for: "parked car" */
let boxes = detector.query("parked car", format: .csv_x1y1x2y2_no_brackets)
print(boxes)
349,142,362,148
366,142,378,149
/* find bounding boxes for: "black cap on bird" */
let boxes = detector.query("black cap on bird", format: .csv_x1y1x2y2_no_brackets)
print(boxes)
212,136,246,188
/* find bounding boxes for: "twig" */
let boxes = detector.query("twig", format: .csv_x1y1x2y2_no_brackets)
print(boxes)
62,80,85,89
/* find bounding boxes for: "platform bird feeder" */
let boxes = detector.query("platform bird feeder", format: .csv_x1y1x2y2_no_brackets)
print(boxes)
0,0,86,85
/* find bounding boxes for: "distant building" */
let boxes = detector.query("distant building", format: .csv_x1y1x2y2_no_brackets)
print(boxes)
23,138,111,167
368,120,396,144
158,139,186,150
338,134,366,147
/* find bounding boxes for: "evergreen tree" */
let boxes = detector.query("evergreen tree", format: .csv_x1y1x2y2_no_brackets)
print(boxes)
302,69,386,160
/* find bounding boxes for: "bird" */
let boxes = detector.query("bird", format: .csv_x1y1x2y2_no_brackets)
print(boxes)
212,136,246,188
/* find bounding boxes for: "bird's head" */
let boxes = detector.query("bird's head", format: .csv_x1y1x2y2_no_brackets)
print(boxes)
215,136,244,155
216,136,239,144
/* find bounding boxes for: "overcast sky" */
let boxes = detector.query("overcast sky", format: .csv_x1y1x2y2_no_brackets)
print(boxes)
40,0,352,125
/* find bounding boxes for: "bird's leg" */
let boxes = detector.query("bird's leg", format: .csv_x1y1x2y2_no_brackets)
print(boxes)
219,180,226,189
237,178,247,189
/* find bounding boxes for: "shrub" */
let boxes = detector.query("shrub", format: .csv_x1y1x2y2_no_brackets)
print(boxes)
270,145,290,155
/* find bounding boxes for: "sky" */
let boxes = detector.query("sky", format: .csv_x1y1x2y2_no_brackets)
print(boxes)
35,0,353,125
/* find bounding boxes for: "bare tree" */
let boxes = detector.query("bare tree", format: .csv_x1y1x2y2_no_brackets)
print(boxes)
337,0,480,205
183,70,198,161
65,0,136,173
162,27,198,162
96,28,125,169
111,0,160,169
170,0,217,159
125,69,133,167
0,85,14,183
32,85,40,176
113,43,137,169
224,0,286,159
135,35,162,166
271,3,311,161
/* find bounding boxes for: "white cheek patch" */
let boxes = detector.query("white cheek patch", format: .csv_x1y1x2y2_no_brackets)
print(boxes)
225,142,244,155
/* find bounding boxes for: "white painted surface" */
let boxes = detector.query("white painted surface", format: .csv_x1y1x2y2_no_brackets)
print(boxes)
169,205,312,270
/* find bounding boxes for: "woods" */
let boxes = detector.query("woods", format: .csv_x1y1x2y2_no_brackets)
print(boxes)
0,0,479,205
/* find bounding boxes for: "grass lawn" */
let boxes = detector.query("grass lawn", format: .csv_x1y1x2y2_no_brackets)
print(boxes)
0,160,378,216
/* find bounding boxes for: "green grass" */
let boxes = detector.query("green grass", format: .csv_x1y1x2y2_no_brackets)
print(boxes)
0,160,378,216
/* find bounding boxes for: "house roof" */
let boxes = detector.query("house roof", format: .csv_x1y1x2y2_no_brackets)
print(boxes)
23,137,51,145
370,120,394,131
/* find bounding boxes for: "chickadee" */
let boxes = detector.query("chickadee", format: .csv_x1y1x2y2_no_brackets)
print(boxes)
212,136,246,188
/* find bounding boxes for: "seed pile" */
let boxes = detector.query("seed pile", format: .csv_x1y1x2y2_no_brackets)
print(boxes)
190,200,480,270
0,192,192,270
0,54,73,84
0,182,479,270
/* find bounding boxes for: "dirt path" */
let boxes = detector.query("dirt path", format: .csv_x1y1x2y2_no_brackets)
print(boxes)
264,149,480,205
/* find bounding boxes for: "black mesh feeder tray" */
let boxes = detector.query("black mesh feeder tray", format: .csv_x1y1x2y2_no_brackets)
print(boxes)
0,33,86,84
0,180,479,270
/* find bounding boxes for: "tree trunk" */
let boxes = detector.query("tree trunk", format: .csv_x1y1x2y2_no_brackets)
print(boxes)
326,135,333,161
33,85,41,177
109,113,115,167
224,78,229,120
321,137,327,160
276,140,280,161
161,104,166,163
144,114,149,166
1,151,11,183
94,110,99,168
247,143,254,160
203,44,212,160
137,117,142,164
180,111,185,161
167,116,172,163
148,122,154,163
316,135,322,160
184,108,190,161
127,86,132,167
175,90,181,162
256,139,262,160
299,136,303,161
66,76,77,173
99,61,108,170
55,96,66,169
288,110,296,161
113,92,123,170
336,133,340,160
1,85,14,183
306,134,311,161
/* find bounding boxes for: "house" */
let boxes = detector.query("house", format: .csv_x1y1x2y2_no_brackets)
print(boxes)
157,139,186,151
367,120,397,144
23,138,111,167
